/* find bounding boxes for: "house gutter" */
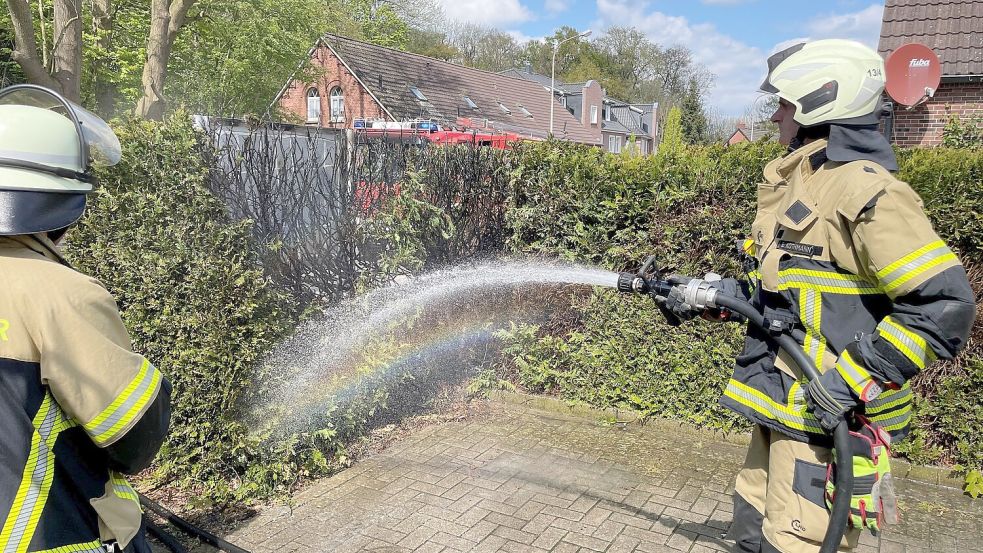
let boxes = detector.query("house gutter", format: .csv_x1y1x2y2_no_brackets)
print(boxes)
941,74,983,84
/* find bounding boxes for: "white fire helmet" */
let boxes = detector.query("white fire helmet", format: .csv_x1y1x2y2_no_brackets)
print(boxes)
0,84,121,235
760,39,887,127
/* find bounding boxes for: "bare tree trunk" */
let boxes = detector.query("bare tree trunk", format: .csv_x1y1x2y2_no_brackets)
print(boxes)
5,0,60,90
92,0,115,115
135,0,195,119
51,0,82,102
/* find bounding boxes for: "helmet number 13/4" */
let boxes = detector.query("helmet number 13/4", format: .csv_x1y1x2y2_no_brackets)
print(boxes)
868,68,883,78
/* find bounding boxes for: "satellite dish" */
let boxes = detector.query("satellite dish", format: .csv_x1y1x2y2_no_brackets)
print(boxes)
885,43,942,108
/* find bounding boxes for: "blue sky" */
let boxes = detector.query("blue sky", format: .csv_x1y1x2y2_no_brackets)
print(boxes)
434,0,886,116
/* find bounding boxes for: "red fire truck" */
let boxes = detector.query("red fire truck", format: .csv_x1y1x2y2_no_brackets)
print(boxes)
352,119,524,150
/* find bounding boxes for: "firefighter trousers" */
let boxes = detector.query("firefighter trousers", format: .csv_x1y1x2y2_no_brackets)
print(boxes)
727,425,861,553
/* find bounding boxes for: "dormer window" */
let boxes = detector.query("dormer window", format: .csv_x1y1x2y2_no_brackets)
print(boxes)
409,86,428,101
464,96,479,110
498,102,511,115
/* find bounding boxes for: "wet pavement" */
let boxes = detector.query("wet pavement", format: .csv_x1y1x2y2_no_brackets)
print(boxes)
225,395,983,552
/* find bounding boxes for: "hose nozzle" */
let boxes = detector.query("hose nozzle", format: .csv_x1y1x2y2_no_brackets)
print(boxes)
617,272,646,294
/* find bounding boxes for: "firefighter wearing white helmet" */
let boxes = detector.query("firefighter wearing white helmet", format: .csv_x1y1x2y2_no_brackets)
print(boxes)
0,85,171,552
661,40,975,552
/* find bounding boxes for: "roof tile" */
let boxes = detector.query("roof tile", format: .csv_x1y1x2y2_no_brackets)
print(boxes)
879,0,983,76
320,35,601,144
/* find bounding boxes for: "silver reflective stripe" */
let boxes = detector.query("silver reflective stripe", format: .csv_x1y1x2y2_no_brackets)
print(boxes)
2,398,59,552
779,272,881,293
800,289,826,370
844,76,883,111
878,245,953,289
724,381,824,433
866,386,912,415
877,318,932,368
85,365,158,440
868,410,911,432
774,62,834,82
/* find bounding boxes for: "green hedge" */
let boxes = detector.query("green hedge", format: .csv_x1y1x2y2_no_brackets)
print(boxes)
500,140,983,474
64,114,298,502
60,113,982,503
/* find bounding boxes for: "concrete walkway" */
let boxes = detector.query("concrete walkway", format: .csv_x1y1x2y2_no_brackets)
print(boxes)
226,396,983,552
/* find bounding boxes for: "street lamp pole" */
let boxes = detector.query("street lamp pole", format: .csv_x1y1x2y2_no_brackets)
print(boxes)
749,93,770,142
549,29,591,137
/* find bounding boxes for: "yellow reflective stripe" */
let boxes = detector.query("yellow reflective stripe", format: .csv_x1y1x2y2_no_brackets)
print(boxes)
865,384,912,416
877,240,959,293
83,359,162,446
724,379,824,433
835,349,875,399
778,268,883,295
799,289,826,371
0,393,76,553
30,540,103,553
868,410,912,433
110,472,140,504
877,316,936,370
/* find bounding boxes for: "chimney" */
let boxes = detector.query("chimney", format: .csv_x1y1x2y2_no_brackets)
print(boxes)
523,61,532,73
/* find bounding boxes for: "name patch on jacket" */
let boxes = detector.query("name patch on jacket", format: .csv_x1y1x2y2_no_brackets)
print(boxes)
777,240,824,257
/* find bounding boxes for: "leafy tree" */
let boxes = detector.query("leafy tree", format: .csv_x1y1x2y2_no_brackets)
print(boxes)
591,27,659,101
660,105,684,155
679,77,708,144
0,23,25,87
406,28,458,61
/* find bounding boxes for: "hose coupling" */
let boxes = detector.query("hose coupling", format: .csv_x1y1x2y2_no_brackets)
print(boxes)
680,273,721,310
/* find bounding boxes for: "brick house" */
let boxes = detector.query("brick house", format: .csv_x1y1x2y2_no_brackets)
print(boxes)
725,123,751,146
273,34,600,146
879,0,983,147
502,68,659,154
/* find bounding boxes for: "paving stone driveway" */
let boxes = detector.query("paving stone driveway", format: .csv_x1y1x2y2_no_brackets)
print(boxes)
226,397,983,552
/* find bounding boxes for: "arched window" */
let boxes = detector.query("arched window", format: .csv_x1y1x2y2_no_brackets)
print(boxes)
306,88,320,123
330,87,345,123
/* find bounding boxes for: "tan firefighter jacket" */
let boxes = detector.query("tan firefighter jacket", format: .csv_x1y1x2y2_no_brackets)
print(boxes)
0,234,171,553
720,139,975,443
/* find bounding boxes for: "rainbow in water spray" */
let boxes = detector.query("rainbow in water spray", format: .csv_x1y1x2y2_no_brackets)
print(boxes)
249,259,621,437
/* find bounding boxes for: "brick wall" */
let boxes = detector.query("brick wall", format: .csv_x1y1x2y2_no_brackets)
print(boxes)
278,44,388,127
580,81,604,145
891,81,983,147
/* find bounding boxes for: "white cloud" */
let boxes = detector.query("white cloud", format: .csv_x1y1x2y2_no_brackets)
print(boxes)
505,30,544,44
595,0,768,116
435,0,534,26
803,4,884,48
545,0,568,15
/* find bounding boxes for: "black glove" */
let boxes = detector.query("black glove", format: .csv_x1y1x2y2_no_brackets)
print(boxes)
703,277,748,323
662,275,702,322
804,344,868,432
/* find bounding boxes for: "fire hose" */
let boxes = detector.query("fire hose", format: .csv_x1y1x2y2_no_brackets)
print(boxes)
616,256,852,553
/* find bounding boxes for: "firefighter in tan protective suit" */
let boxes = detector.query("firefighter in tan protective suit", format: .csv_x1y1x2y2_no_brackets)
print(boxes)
663,40,976,552
0,85,171,552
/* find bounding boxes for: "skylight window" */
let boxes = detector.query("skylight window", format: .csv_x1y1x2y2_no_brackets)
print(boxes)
409,86,428,101
498,102,511,115
519,105,533,118
463,96,478,110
